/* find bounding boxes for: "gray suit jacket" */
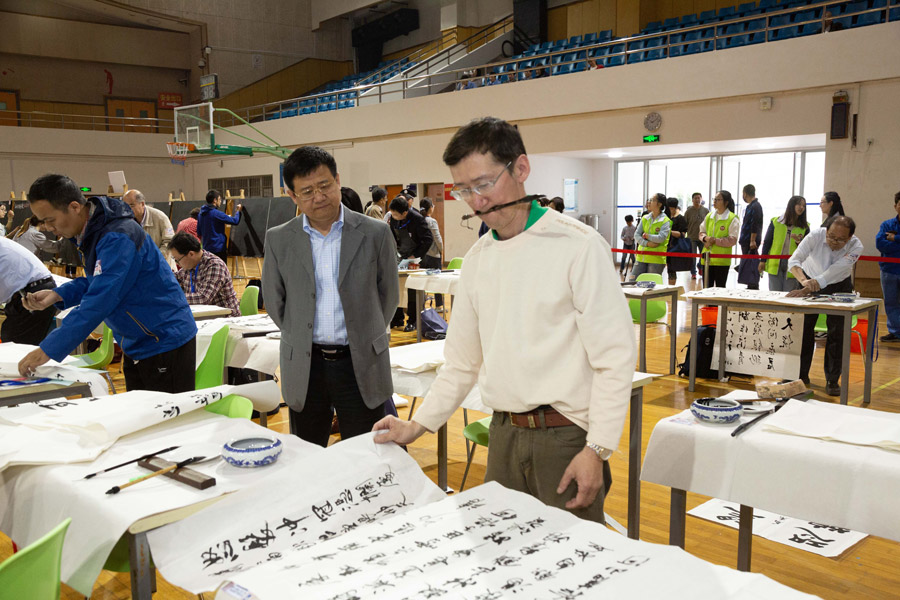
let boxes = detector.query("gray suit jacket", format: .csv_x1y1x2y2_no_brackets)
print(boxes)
262,208,399,410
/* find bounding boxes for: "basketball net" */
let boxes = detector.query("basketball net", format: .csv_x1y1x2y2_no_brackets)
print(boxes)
166,141,194,166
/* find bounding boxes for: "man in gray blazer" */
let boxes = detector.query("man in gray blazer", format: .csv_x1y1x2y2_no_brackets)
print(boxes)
263,146,399,446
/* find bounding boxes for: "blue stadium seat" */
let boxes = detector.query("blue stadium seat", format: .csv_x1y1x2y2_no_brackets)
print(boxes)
768,24,799,40
738,2,757,13
669,44,684,56
746,18,766,31
551,53,564,64
575,50,587,59
645,20,663,31
598,30,613,41
583,32,598,43
770,14,792,27
609,43,626,55
844,0,868,12
853,11,884,25
892,7,900,22
664,17,680,28
871,0,888,8
758,0,778,10
683,30,701,41
699,26,716,38
681,14,699,26
569,35,582,45
645,36,666,47
669,32,684,43
645,48,666,60
699,9,717,22
718,22,747,37
539,41,552,50
499,74,510,83
590,45,610,57
793,9,822,23
833,16,854,28
798,22,822,36
572,62,586,72
552,39,567,48
605,55,625,67
628,39,646,50
627,51,645,64
718,6,736,17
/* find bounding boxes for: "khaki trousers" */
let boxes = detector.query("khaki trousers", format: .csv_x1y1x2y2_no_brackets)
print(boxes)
484,412,612,523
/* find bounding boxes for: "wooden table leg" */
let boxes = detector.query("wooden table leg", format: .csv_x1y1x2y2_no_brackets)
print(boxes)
669,488,686,548
737,504,754,572
627,387,642,539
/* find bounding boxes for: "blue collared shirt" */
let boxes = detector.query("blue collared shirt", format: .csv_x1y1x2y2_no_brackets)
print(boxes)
303,206,348,345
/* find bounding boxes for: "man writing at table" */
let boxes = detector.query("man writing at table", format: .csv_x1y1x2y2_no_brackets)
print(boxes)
373,117,636,521
17,174,197,393
263,146,399,447
786,215,862,396
169,231,241,317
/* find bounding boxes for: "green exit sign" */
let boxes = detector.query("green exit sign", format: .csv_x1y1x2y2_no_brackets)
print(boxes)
79,187,92,192
643,135,660,143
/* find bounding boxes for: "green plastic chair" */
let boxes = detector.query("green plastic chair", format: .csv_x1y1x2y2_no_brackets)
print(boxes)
447,257,464,270
628,273,667,324
814,314,863,351
0,517,71,600
71,323,117,392
240,285,260,316
460,416,492,491
195,325,230,389
103,394,252,575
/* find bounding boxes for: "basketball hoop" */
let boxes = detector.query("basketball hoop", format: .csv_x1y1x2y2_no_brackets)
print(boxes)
166,141,194,166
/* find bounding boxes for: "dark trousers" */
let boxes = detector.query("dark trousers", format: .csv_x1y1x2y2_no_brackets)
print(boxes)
691,239,703,275
705,264,730,288
289,349,385,447
1,279,57,345
620,243,635,273
123,337,196,393
421,255,444,308
800,276,853,383
740,243,760,290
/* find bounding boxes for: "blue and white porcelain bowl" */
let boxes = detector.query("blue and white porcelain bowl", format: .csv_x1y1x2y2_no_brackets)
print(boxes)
222,436,283,468
690,397,743,425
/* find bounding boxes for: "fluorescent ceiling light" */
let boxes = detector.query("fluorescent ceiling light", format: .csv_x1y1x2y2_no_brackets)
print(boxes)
607,150,624,158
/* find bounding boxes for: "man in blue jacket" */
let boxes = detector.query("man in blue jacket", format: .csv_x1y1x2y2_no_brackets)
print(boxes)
877,190,900,342
18,174,198,393
198,189,242,264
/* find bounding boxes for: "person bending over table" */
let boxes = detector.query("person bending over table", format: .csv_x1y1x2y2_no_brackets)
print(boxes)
0,237,58,345
18,175,197,393
388,195,433,331
786,215,863,396
373,117,637,523
169,232,241,317
262,146,399,447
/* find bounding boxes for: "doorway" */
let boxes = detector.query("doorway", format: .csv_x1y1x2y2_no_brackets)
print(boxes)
105,98,157,133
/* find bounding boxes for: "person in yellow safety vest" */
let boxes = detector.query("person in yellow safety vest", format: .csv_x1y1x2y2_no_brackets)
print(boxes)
629,193,671,281
698,190,740,288
759,195,810,292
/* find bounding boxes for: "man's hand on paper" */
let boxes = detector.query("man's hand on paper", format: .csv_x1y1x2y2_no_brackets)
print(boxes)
22,289,61,312
18,348,50,377
557,447,605,509
786,286,812,298
372,415,427,445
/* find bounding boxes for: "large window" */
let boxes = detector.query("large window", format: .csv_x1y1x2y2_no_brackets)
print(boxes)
615,149,825,245
207,175,274,198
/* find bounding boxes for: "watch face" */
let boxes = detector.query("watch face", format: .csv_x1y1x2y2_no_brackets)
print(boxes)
644,111,662,132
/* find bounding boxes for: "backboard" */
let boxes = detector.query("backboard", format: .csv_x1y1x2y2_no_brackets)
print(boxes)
174,102,214,151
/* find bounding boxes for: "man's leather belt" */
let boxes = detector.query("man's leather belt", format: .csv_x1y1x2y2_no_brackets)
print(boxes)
507,405,575,429
312,344,350,361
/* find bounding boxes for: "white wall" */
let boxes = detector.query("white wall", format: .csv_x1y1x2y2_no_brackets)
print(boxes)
6,22,900,282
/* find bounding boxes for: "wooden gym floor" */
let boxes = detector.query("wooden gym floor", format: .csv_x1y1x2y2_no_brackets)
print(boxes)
2,269,899,599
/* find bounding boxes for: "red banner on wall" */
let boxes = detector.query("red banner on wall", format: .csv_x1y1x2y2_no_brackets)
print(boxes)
444,183,454,201
157,93,183,109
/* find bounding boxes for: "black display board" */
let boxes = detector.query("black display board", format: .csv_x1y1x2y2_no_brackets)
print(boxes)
146,201,173,223
227,197,270,257
266,197,298,231
170,201,205,232
5,199,33,234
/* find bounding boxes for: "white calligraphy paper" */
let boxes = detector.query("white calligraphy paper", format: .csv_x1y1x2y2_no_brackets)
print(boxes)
763,399,900,452
224,482,815,599
689,498,866,558
712,309,802,378
148,433,446,594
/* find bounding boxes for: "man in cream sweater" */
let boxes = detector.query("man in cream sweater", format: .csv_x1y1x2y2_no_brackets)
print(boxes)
374,117,636,522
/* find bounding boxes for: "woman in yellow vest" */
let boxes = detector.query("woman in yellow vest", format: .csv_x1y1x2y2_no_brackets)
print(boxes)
629,193,671,281
759,195,810,291
698,190,740,288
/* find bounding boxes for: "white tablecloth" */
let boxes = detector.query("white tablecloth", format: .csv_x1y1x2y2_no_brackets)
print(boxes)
0,342,109,397
195,315,280,374
641,400,900,543
404,271,460,295
0,410,321,595
388,340,489,413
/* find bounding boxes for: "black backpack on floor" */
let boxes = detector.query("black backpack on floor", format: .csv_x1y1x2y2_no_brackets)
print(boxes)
677,325,720,380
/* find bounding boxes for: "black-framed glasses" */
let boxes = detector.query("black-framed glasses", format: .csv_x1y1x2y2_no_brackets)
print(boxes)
449,161,512,201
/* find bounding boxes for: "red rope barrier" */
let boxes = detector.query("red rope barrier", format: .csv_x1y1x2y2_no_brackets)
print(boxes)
611,248,900,263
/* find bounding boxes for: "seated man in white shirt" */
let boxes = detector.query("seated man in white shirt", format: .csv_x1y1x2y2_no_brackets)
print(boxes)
0,237,58,345
372,117,637,522
786,215,863,395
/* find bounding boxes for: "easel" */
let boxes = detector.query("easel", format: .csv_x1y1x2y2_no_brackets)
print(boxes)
224,189,260,281
167,192,187,202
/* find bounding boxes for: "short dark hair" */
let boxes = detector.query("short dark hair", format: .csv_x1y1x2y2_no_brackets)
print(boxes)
389,196,409,214
29,215,41,226
625,215,634,223
666,197,680,210
549,197,565,212
442,117,526,168
190,207,201,218
372,187,386,203
825,215,856,236
169,231,202,254
28,174,85,210
205,189,221,204
692,192,702,200
283,146,337,191
743,184,756,197
822,191,844,217
894,191,900,205
420,198,434,214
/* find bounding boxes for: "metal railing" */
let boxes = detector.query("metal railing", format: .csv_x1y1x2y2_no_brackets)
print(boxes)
2,1,893,134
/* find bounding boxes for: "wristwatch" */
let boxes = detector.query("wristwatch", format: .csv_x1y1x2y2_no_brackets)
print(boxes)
586,442,613,461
